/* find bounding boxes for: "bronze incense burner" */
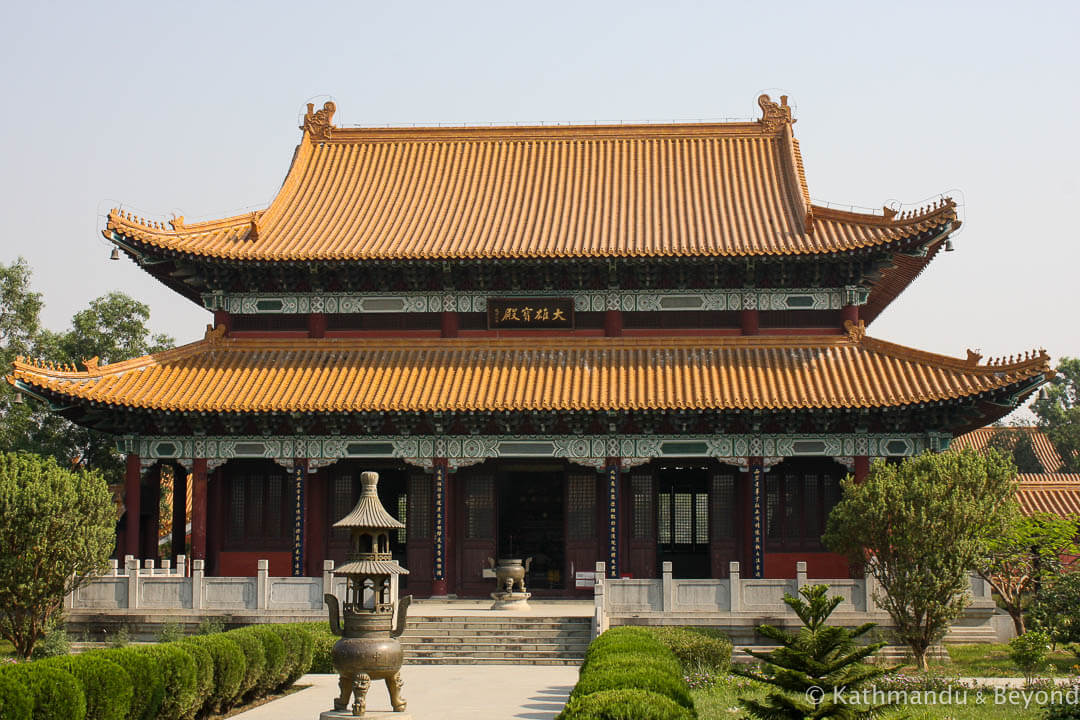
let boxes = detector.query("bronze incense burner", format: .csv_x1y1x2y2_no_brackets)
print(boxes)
323,471,411,717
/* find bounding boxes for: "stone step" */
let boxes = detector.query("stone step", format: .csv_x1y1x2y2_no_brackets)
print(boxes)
400,629,589,638
401,643,588,653
405,657,582,666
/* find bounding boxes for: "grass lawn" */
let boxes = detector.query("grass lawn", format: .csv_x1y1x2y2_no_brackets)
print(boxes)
937,644,1080,677
692,678,1053,719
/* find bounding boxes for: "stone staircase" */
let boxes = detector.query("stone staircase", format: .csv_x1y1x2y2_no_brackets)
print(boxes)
400,616,591,665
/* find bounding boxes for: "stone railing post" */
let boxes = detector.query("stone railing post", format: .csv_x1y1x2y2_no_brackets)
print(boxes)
796,561,808,591
108,559,119,577
322,560,335,603
176,555,186,577
256,559,269,610
125,557,139,609
593,561,606,637
864,571,878,612
161,559,171,575
729,561,741,612
143,559,155,576
191,559,205,610
662,561,673,612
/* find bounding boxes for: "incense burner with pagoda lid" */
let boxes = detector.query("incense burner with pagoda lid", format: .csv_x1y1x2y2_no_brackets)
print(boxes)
323,471,411,718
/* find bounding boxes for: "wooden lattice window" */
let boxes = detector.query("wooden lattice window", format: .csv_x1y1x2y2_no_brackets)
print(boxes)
408,474,432,540
465,475,494,539
631,473,654,540
332,475,353,539
711,473,735,539
225,464,290,549
765,461,845,551
567,474,595,540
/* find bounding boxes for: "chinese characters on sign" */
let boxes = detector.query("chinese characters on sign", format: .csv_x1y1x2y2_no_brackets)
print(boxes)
487,298,574,329
292,465,305,577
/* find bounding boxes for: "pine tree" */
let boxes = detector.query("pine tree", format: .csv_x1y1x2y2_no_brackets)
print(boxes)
734,584,897,719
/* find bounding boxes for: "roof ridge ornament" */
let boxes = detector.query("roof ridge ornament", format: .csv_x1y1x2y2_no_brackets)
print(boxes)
843,319,866,343
966,349,983,366
204,323,227,344
758,94,795,132
83,356,100,372
301,101,337,142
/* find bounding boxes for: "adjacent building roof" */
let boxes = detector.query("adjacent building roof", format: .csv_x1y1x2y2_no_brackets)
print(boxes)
104,96,957,264
952,426,1064,473
1016,474,1080,517
9,327,1049,415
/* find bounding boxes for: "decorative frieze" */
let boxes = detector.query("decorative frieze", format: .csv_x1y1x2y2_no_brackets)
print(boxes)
202,288,863,315
123,432,947,463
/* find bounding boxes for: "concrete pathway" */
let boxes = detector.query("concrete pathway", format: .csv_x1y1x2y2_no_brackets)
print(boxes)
232,667,579,720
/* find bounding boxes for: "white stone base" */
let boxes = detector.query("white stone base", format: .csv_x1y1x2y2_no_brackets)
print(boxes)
319,710,411,719
490,591,531,610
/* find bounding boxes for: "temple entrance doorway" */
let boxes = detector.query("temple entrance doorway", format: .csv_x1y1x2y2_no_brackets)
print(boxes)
657,465,710,578
498,468,565,591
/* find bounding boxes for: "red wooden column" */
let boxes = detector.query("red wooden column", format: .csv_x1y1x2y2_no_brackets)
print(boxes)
190,458,208,564
172,464,188,563
604,310,623,337
841,304,859,326
741,309,759,335
308,314,327,338
124,454,141,557
432,458,449,596
854,455,870,483
212,310,231,332
441,312,459,338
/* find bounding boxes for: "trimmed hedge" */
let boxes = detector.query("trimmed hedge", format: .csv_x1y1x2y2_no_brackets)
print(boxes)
3,663,87,720
135,644,198,720
183,634,246,712
92,648,163,720
582,651,682,678
570,666,694,710
642,627,732,673
224,628,267,700
39,654,132,720
558,688,696,720
299,622,337,673
268,624,307,690
176,639,213,717
245,626,286,697
0,672,32,720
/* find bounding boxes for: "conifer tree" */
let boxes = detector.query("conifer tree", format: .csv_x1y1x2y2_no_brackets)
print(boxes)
734,584,896,720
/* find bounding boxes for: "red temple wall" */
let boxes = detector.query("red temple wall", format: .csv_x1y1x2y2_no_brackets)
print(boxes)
217,551,292,577
763,552,851,579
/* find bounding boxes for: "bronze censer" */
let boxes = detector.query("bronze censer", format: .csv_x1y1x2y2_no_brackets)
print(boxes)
323,471,412,718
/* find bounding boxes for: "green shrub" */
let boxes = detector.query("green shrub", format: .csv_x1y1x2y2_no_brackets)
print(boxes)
246,626,286,697
558,688,696,720
0,672,32,720
643,627,732,673
570,666,694,710
269,624,304,689
288,625,315,684
582,650,682,678
4,663,87,720
225,628,267,700
197,617,225,635
1010,630,1050,681
184,635,246,711
582,628,667,670
40,655,132,720
92,648,163,720
299,622,337,673
176,640,213,718
136,645,198,720
157,621,185,643
106,625,130,648
31,619,71,659
1046,698,1080,720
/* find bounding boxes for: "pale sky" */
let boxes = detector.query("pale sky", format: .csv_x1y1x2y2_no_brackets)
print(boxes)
2,1,1077,419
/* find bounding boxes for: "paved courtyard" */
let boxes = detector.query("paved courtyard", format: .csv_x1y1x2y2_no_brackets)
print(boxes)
233,666,579,720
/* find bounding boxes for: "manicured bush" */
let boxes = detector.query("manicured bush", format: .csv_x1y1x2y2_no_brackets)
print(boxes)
570,666,694,710
558,688,696,720
299,622,337,673
269,624,306,689
289,625,315,684
184,634,246,711
581,650,682,678
176,639,214,717
643,627,732,673
4,663,87,720
93,647,163,720
0,672,33,720
246,626,286,697
136,644,197,720
582,627,667,670
225,628,266,701
40,655,132,720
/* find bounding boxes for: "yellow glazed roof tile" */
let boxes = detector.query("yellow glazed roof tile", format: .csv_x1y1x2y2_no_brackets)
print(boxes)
953,427,1065,473
1016,475,1080,517
9,332,1050,415
103,96,958,263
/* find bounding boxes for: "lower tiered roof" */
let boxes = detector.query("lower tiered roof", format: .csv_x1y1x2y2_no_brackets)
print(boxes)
9,329,1049,416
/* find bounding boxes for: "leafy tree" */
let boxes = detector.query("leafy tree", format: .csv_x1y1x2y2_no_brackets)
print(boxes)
1033,357,1080,473
824,449,1017,670
974,511,1079,635
733,584,895,719
986,425,1045,473
0,452,115,658
60,291,172,365
1028,570,1080,649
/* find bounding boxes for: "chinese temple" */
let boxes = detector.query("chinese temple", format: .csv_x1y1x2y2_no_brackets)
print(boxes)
8,96,1053,596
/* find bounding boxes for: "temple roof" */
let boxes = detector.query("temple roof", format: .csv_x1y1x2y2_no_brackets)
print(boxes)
104,96,958,264
1016,475,1080,517
953,426,1065,473
9,326,1048,415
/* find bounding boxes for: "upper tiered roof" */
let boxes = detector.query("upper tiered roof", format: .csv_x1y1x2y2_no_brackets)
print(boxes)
105,95,957,263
